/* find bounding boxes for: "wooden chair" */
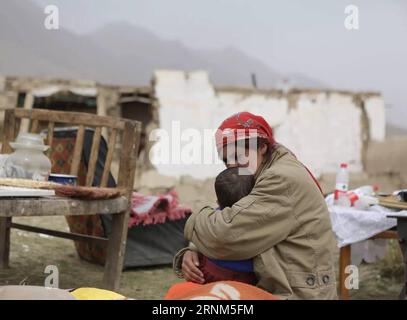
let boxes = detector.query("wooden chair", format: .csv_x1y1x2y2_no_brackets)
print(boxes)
339,230,398,299
0,108,141,291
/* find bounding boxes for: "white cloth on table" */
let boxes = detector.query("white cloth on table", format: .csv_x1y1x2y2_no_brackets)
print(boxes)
328,204,398,247
0,154,8,178
326,194,407,264
350,239,388,265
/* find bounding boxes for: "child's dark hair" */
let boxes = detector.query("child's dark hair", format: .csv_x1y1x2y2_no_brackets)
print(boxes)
214,167,255,209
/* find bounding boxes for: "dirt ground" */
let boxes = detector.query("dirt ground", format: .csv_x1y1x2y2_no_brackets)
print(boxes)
2,167,407,300
0,215,183,299
0,214,404,299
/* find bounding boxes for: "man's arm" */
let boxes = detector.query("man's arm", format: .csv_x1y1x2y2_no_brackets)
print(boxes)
184,171,298,260
172,242,199,278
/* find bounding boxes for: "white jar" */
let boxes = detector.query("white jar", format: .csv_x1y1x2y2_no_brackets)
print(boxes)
4,133,52,181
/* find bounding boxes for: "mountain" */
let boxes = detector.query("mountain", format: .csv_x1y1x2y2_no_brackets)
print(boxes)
88,21,209,85
0,0,124,83
0,0,322,88
386,124,407,137
89,22,286,87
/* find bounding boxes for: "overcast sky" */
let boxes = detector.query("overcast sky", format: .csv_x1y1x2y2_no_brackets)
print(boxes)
33,0,407,128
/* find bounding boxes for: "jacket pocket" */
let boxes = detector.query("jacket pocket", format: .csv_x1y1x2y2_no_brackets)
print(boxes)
224,198,256,223
286,270,318,289
316,269,337,287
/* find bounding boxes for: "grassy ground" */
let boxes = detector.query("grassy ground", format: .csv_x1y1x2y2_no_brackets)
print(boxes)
0,215,404,299
349,239,404,300
0,216,182,299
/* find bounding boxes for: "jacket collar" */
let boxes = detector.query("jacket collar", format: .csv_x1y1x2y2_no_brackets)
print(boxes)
254,143,291,180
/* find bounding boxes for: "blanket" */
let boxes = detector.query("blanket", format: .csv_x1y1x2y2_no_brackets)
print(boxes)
164,281,278,300
129,189,192,227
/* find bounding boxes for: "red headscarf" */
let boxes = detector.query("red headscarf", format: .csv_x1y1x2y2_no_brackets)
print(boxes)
215,112,275,149
215,112,323,194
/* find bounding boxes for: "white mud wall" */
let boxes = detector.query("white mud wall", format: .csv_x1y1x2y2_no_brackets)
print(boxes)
152,70,386,180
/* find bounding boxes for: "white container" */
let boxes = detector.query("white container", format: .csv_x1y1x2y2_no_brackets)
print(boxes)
334,163,350,206
347,185,380,210
356,185,378,196
353,185,379,209
354,195,379,210
4,133,52,181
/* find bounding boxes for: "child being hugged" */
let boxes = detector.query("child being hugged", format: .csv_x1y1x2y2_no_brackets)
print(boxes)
195,167,258,285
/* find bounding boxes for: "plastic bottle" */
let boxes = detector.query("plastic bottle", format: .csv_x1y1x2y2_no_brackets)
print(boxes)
356,185,379,197
334,163,350,207
352,185,379,210
353,195,379,210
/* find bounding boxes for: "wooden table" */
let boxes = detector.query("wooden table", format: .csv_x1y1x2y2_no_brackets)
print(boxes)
339,229,398,300
337,195,406,299
0,196,129,291
387,213,407,299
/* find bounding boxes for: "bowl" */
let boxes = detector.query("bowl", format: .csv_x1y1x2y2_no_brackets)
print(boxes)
48,174,77,186
397,190,407,202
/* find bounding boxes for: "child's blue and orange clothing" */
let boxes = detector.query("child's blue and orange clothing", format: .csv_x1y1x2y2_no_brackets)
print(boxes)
198,254,257,285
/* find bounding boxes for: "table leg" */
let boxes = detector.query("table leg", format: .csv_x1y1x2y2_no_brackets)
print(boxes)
0,217,11,269
339,245,351,300
103,210,130,291
396,219,407,300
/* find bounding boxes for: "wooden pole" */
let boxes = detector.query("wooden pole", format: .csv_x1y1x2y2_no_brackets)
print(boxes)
339,245,351,300
20,90,34,133
251,73,258,89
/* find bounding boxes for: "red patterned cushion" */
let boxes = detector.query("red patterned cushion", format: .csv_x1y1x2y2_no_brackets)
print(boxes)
50,136,106,265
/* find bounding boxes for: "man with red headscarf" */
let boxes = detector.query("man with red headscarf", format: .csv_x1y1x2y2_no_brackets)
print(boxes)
173,112,338,300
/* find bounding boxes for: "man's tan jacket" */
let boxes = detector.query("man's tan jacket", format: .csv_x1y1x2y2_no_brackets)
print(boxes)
174,144,338,300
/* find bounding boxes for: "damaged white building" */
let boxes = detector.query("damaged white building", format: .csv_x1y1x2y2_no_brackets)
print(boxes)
0,72,387,182
152,70,386,180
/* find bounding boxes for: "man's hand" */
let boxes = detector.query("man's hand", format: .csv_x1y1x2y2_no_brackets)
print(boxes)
181,250,204,284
